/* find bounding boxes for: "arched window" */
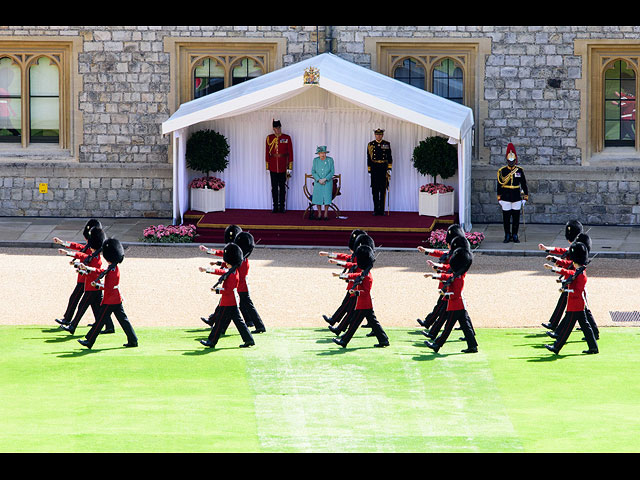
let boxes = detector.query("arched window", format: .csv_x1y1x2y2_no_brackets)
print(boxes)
393,57,425,89
604,59,636,147
0,56,22,142
432,58,464,104
193,57,225,99
29,56,59,143
231,57,264,86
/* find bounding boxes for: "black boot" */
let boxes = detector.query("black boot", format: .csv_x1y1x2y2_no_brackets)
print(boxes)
502,210,511,242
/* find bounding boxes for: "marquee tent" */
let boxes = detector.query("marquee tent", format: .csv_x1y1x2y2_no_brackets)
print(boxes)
161,52,475,230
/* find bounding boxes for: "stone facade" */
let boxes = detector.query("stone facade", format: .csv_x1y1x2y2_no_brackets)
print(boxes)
1,26,639,224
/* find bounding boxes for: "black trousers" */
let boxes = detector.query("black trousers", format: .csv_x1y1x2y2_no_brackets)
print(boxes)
270,171,287,211
62,282,84,323
339,308,388,346
330,292,357,329
238,291,265,331
84,303,137,348
548,291,568,330
423,296,447,329
370,170,387,215
552,310,598,352
433,309,477,350
206,305,254,347
502,209,521,236
68,290,114,333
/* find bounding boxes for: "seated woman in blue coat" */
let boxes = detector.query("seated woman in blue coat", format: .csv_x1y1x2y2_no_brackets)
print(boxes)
311,145,335,220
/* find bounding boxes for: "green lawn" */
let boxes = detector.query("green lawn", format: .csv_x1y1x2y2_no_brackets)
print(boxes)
1,325,638,452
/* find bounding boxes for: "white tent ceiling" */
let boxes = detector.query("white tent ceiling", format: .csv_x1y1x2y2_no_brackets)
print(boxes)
162,52,474,230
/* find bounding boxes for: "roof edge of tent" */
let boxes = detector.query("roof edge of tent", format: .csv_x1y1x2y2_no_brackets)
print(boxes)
161,52,474,138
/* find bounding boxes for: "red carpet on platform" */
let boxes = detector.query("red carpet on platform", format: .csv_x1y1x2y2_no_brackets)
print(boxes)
184,209,457,248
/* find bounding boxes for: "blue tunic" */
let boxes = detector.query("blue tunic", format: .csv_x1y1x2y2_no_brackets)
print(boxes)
311,156,335,205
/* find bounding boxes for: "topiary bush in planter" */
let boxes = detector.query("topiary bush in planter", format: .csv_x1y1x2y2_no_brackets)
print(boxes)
186,129,230,180
411,135,457,185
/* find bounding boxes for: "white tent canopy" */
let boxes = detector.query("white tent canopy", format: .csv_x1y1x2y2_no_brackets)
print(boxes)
162,52,474,230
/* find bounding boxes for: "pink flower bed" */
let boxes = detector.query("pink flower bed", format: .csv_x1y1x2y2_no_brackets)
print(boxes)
419,183,454,194
189,176,225,191
142,224,197,243
426,228,485,249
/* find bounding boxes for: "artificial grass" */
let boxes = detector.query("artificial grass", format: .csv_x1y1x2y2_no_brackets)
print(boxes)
0,325,638,452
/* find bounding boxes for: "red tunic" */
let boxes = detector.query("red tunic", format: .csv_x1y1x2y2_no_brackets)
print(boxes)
73,251,102,292
94,266,123,305
344,270,373,310
549,246,568,256
211,268,239,307
265,133,293,173
557,267,587,311
67,241,88,283
209,249,248,293
439,272,465,311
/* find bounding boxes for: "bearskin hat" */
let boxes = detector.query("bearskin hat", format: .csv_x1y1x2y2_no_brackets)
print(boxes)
449,235,471,252
567,242,589,266
224,224,243,244
573,233,591,253
234,231,255,258
353,233,375,252
102,238,125,264
446,224,465,245
448,247,473,276
87,227,106,250
222,242,244,267
83,219,102,240
355,245,375,270
349,229,367,251
564,220,583,242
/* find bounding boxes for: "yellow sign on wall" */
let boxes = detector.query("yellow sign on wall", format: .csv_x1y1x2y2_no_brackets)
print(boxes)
39,183,48,194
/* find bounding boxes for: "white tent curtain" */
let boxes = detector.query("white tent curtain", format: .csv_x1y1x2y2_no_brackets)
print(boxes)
175,88,460,220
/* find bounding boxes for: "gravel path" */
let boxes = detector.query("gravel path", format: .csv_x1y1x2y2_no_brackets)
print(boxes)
1,246,638,329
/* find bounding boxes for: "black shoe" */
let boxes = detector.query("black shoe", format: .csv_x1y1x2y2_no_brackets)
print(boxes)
361,323,372,329
546,331,558,339
417,318,426,327
374,342,389,348
461,347,478,353
200,339,214,348
60,324,75,334
366,331,376,337
322,315,334,325
421,330,435,339
55,318,69,326
332,337,347,348
424,340,440,353
201,317,213,326
541,322,553,330
328,325,341,335
582,349,599,355
101,328,115,334
544,344,558,354
246,322,255,328
78,339,91,349
512,234,520,243
239,342,255,348
503,234,511,243
251,328,266,334
123,342,138,348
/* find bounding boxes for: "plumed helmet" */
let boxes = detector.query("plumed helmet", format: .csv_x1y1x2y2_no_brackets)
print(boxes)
445,224,465,245
448,247,473,276
354,245,375,270
353,233,375,252
573,233,591,253
564,220,583,242
102,238,125,264
83,219,102,240
506,143,518,164
449,235,471,252
87,227,106,250
349,229,367,251
222,242,244,267
567,242,589,266
234,231,255,258
224,224,243,244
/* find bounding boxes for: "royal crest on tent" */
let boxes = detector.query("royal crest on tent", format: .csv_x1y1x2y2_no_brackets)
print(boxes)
303,67,320,85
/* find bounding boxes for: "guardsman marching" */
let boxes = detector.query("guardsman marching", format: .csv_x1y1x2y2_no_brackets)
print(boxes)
367,128,392,216
265,119,293,213
497,143,528,243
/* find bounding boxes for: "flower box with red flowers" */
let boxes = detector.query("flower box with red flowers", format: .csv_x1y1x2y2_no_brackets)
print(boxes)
418,183,454,217
189,176,226,213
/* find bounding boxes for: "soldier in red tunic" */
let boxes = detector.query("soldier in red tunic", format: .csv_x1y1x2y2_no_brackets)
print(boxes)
265,119,293,213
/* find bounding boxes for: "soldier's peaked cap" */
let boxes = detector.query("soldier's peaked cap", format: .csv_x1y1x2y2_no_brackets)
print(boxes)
224,224,243,244
102,238,125,264
223,242,244,267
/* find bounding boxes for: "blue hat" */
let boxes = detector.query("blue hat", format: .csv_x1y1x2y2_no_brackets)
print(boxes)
315,146,329,154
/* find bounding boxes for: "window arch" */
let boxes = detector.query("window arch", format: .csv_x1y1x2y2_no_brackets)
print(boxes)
391,56,465,104
28,56,60,143
432,57,464,104
603,58,636,147
231,57,264,86
190,55,265,99
393,57,425,89
193,57,225,99
0,56,22,142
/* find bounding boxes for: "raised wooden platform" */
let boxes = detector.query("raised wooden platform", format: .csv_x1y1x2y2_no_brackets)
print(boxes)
184,209,457,248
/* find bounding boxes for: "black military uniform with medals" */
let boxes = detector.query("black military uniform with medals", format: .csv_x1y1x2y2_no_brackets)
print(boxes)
497,143,529,243
367,128,392,216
